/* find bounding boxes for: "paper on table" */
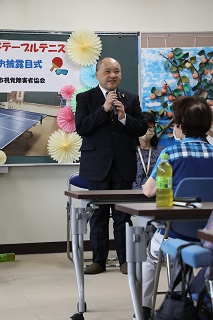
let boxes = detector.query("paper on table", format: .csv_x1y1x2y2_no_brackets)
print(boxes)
173,201,203,208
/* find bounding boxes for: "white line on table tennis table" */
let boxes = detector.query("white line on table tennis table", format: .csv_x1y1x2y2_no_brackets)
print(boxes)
0,115,40,124
0,125,23,133
0,111,42,123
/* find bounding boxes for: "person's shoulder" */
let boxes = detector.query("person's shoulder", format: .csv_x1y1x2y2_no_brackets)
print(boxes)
159,144,180,157
77,86,99,98
118,88,138,98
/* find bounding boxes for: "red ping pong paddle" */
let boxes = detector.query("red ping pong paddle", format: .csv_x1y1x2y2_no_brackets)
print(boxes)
50,57,63,72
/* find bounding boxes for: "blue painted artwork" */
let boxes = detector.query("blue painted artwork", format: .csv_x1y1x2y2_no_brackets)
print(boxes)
140,46,213,147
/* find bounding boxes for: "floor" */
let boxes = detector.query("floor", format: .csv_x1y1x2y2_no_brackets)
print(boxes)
0,251,168,320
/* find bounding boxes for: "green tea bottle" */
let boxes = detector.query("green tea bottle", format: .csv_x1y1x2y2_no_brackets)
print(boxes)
156,153,173,207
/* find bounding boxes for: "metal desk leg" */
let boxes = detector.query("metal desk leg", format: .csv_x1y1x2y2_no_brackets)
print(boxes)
66,199,72,261
71,205,88,320
126,224,147,320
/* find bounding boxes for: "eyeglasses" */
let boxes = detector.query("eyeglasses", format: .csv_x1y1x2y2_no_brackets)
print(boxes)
55,69,68,75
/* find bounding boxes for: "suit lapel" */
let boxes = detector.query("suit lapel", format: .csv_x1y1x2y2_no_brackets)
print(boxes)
93,86,105,105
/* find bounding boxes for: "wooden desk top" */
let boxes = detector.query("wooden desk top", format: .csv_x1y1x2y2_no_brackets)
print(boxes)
115,202,213,220
65,189,213,221
65,189,154,202
197,229,213,243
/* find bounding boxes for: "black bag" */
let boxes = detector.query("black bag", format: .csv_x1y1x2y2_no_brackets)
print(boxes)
196,267,213,320
153,243,199,320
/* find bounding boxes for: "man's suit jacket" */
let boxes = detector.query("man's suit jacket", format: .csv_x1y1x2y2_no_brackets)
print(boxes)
75,86,147,182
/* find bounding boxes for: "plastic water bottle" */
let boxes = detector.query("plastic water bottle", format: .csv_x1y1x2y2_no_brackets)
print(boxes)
6,253,15,261
156,153,173,207
0,253,15,262
0,254,7,262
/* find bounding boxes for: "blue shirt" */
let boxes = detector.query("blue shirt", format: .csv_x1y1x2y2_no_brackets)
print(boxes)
151,137,213,192
152,137,213,240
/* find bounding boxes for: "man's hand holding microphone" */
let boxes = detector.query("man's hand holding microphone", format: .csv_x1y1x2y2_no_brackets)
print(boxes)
103,91,125,120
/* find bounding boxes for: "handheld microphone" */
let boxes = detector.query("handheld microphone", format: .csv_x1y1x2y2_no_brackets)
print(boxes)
112,90,121,116
106,90,120,116
112,102,118,116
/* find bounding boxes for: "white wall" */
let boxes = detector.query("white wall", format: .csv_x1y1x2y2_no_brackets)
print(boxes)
0,0,213,246
0,164,80,244
1,0,213,32
0,163,115,244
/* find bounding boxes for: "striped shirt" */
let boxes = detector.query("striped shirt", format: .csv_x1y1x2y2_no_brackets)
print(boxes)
151,137,213,192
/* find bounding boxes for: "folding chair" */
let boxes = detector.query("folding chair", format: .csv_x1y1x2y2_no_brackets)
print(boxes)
160,239,213,317
152,177,213,312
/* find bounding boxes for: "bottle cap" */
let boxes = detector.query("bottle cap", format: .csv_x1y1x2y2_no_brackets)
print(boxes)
160,153,168,159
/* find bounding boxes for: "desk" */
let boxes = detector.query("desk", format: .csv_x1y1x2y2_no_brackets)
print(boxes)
115,202,213,320
65,190,153,320
115,202,213,220
65,189,213,320
0,108,46,149
198,229,213,243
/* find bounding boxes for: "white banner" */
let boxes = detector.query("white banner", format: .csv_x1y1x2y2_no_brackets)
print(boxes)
0,39,82,92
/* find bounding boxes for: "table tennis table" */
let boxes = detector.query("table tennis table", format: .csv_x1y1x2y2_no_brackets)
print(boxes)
0,108,46,149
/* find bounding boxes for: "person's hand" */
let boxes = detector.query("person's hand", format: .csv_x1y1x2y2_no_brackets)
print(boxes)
113,100,126,120
103,91,117,112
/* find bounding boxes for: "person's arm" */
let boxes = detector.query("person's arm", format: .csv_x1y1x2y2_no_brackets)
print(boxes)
75,91,110,136
143,176,156,198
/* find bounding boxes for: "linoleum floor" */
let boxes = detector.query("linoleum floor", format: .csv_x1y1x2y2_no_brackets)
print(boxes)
0,251,167,320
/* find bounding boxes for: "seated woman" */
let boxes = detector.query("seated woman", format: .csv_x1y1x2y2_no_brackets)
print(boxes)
132,111,164,190
141,96,213,320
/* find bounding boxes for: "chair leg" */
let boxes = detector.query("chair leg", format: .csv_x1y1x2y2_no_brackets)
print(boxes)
152,248,163,313
165,253,172,285
152,222,171,314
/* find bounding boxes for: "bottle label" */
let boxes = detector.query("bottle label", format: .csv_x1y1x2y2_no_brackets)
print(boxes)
156,176,172,189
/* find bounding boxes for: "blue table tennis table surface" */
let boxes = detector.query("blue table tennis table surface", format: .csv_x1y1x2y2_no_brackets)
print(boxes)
0,108,46,149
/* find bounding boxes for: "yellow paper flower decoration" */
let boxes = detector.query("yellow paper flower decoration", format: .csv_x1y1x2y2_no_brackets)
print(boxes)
66,28,102,66
47,129,82,163
0,150,7,165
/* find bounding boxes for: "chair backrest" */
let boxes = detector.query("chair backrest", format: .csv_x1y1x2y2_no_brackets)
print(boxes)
68,172,88,190
172,177,213,240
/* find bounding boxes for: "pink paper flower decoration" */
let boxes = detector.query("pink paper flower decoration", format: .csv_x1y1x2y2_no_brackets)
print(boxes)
57,106,76,132
60,84,76,100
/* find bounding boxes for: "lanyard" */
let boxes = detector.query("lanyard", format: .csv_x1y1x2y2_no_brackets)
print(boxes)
137,146,152,177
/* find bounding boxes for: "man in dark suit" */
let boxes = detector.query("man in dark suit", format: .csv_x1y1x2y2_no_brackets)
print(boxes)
75,57,147,274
